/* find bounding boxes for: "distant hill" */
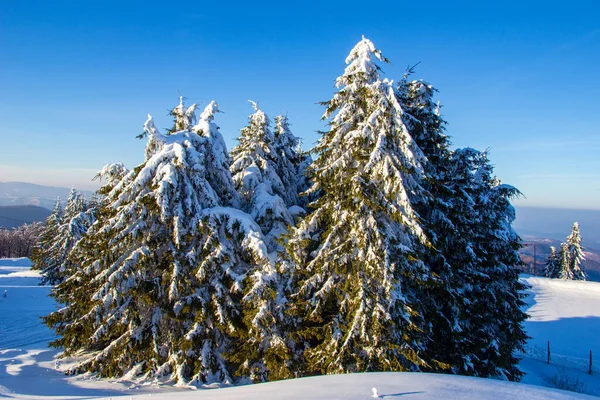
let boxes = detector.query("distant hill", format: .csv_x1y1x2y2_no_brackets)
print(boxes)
514,206,600,250
520,238,600,282
0,182,95,211
0,205,52,229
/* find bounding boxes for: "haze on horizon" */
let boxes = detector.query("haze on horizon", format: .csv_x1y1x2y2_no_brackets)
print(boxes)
1,1,598,209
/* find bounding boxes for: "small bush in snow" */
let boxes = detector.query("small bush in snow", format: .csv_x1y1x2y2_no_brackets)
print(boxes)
543,367,586,394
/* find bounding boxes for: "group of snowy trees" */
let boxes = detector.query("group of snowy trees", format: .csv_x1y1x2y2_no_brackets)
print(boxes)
544,222,586,280
36,37,528,385
0,222,44,258
31,189,97,285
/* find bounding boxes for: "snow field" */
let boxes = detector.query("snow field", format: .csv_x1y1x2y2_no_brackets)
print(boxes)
520,275,600,395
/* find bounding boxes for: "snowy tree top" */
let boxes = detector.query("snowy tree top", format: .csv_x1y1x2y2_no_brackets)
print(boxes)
143,114,159,137
247,100,271,134
337,36,388,87
169,96,197,133
199,100,220,123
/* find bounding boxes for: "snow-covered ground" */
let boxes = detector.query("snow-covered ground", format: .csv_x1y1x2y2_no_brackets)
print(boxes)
519,275,600,396
0,259,598,399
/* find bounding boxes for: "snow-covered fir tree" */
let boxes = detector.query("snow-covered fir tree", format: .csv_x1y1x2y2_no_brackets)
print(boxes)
31,189,96,285
396,66,526,381
167,95,197,134
198,101,240,208
395,76,471,376
566,222,586,280
226,104,300,381
273,114,312,210
282,37,436,375
446,148,527,380
558,242,573,279
544,246,561,278
45,99,269,385
52,189,96,280
31,200,63,281
230,101,293,251
397,78,449,175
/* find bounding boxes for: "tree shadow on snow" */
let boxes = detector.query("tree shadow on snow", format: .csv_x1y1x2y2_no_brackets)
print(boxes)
0,348,126,398
522,285,600,362
380,391,425,397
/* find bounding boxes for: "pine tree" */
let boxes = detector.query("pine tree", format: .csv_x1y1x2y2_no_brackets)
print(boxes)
566,222,586,280
44,99,269,385
558,242,573,279
456,150,527,380
225,104,299,382
230,101,293,251
273,114,312,210
46,189,96,284
544,246,561,278
167,95,197,134
31,200,63,280
420,148,527,380
227,239,295,382
396,75,470,376
283,37,435,375
198,101,240,208
31,189,95,285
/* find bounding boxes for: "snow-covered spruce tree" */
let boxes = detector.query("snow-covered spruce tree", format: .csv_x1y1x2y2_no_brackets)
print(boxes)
166,96,197,134
43,163,133,360
544,246,561,278
282,37,437,375
225,104,299,382
43,188,96,285
566,222,586,280
45,99,269,385
397,78,449,178
396,76,473,375
230,101,293,251
273,114,313,210
558,242,573,280
227,234,296,382
31,200,63,280
449,148,527,380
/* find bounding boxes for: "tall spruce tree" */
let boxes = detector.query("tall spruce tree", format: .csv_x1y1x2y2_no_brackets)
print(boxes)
230,101,293,251
544,246,561,278
566,222,586,280
282,37,435,375
225,103,299,382
44,99,269,385
452,149,528,380
396,76,470,376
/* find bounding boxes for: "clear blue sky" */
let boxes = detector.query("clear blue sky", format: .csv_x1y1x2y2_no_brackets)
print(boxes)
1,1,599,209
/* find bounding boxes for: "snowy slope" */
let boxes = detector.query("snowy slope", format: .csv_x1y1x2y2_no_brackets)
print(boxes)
0,259,597,399
520,275,600,395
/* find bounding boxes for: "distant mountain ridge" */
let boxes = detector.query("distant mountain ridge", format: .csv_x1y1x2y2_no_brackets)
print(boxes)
0,205,51,229
514,206,600,250
520,238,600,282
0,182,95,211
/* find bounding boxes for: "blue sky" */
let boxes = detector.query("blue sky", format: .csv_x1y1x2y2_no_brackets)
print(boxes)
1,1,599,209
